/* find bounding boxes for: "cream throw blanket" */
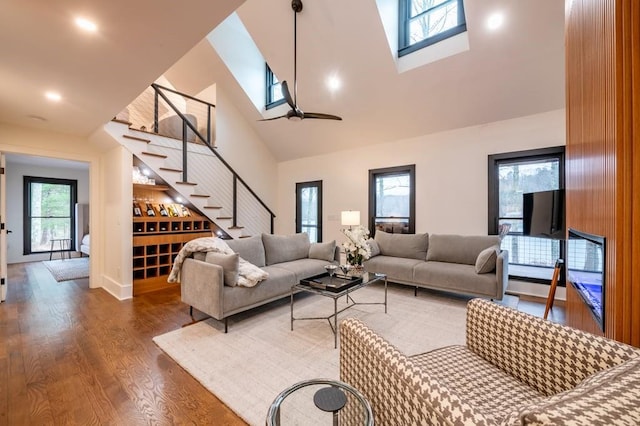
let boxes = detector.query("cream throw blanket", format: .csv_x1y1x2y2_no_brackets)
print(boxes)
168,237,268,287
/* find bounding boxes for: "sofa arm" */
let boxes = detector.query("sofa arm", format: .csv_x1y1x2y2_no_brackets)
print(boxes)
496,249,509,297
180,258,225,320
466,298,640,396
340,318,492,426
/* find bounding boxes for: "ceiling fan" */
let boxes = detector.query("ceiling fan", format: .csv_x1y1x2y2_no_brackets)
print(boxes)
260,0,342,121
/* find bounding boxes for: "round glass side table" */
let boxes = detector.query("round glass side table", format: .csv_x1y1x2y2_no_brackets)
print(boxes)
266,378,374,426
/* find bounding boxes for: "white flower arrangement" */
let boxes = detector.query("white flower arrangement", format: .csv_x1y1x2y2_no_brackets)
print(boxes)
341,225,371,266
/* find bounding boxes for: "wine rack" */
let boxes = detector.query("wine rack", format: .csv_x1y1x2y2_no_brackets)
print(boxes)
132,184,212,296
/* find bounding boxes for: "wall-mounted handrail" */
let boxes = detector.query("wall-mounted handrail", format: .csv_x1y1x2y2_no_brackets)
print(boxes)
146,84,275,233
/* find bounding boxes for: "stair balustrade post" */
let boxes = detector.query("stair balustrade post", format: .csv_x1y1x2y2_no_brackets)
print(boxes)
207,105,212,146
233,176,238,227
153,90,159,133
182,125,188,183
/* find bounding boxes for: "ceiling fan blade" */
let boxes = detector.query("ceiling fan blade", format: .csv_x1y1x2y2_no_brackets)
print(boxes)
280,81,296,110
258,115,287,121
303,112,343,121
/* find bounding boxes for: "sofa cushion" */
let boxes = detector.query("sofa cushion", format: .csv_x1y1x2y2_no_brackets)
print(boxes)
366,238,381,257
502,357,640,425
426,234,500,265
262,233,310,265
309,240,336,262
205,252,239,286
413,261,497,297
364,255,424,283
270,258,330,282
222,265,296,313
411,345,546,424
374,230,429,260
226,235,266,267
475,246,498,274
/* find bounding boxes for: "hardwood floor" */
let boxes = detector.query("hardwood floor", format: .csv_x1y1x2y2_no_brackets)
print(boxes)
0,262,565,425
0,261,246,425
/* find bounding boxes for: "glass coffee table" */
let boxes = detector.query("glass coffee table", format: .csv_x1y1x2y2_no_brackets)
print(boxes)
266,378,374,425
291,271,387,348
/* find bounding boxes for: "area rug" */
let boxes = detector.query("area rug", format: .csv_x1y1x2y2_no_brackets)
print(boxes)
153,284,517,425
42,257,90,282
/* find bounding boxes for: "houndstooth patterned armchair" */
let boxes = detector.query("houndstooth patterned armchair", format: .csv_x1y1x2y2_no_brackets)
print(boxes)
339,298,640,425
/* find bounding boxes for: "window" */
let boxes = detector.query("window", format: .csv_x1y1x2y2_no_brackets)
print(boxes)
488,147,565,282
266,64,286,109
296,181,322,243
24,177,77,255
398,0,467,57
369,165,415,235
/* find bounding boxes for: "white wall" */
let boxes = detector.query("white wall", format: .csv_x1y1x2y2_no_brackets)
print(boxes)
276,109,566,300
214,86,278,209
5,160,89,263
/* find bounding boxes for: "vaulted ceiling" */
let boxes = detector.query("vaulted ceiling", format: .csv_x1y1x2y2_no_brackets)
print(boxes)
0,0,565,162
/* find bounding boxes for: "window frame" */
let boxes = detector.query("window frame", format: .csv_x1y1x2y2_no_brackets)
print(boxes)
368,165,416,237
265,63,286,110
398,0,467,57
487,146,565,283
23,176,78,255
295,180,323,243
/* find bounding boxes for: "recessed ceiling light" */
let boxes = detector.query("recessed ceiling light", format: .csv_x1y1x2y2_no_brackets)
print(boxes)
326,75,341,92
45,91,62,102
487,12,504,30
75,17,98,33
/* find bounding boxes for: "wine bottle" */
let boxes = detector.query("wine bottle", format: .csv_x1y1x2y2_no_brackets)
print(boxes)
181,205,191,217
133,203,142,217
159,204,169,217
146,203,155,216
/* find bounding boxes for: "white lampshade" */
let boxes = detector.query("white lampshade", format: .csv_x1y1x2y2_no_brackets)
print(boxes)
341,210,360,227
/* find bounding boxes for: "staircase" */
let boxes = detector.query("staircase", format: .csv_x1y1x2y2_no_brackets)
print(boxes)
106,120,274,239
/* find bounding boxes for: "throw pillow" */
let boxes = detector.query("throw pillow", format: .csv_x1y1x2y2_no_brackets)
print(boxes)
309,240,336,262
475,246,498,274
262,233,311,265
374,230,429,260
366,238,380,257
225,235,266,267
205,252,240,286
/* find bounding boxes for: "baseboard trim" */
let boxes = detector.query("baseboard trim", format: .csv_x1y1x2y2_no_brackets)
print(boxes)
100,275,133,300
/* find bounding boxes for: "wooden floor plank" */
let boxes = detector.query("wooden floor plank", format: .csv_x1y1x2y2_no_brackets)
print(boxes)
1,262,247,425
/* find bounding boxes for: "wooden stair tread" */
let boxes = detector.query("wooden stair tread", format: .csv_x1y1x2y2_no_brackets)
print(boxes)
228,226,244,230
141,151,167,159
112,118,133,126
190,194,210,198
238,235,252,238
123,134,150,143
176,181,197,186
159,167,182,173
216,216,232,220
203,206,222,209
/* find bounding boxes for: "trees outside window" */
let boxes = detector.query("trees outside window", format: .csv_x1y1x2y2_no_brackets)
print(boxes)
369,165,415,235
24,177,77,254
296,181,322,243
488,147,565,282
399,0,466,57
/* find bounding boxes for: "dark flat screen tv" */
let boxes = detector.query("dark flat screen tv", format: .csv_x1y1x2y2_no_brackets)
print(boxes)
523,189,565,239
566,228,605,330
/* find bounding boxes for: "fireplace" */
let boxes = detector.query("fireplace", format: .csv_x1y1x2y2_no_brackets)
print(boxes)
566,228,606,330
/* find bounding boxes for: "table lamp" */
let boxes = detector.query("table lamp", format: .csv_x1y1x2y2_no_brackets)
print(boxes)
341,210,360,230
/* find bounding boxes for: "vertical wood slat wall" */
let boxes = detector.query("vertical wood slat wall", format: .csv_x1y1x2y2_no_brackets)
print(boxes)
565,0,639,346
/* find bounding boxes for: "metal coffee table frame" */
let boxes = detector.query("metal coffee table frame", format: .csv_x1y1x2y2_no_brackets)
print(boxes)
291,272,387,348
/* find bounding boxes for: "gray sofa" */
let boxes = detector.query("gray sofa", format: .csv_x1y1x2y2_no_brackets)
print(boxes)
180,234,339,331
364,231,508,300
